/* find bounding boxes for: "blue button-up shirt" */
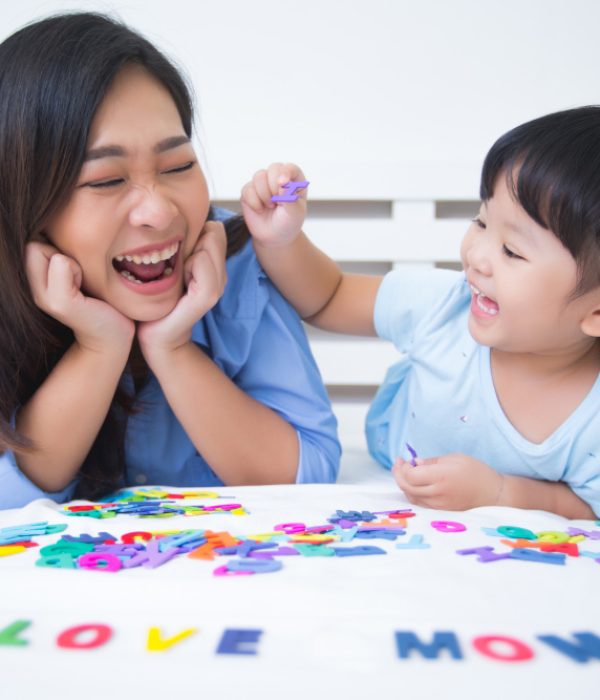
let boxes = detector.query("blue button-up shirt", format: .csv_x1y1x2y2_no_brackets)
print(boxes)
0,211,340,508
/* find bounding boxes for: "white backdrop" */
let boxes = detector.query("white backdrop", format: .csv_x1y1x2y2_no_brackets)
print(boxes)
4,0,600,441
2,0,600,198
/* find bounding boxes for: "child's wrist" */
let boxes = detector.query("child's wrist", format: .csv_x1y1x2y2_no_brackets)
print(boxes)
252,232,301,251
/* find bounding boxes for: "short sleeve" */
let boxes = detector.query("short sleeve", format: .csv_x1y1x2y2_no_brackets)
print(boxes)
191,238,341,485
374,267,462,350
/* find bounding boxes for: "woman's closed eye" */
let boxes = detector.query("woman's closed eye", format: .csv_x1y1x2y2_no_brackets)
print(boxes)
164,161,195,175
82,161,196,189
472,216,486,229
86,177,125,189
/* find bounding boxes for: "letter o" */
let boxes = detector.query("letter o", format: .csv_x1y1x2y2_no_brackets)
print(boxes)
431,520,466,533
56,624,113,650
472,635,534,662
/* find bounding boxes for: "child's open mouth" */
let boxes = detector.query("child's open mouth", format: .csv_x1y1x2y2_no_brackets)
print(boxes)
470,284,499,316
113,242,179,284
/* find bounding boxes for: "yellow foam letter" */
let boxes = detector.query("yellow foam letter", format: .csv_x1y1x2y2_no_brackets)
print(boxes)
146,626,197,652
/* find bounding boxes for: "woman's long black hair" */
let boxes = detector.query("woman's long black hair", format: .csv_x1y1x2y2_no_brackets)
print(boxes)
0,13,249,499
481,106,600,297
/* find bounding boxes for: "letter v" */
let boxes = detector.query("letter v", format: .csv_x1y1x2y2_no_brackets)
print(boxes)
146,626,197,652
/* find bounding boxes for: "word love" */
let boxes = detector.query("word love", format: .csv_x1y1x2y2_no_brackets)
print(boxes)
0,620,262,655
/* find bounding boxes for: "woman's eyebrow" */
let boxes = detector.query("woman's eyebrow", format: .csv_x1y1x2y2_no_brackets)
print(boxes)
84,135,190,162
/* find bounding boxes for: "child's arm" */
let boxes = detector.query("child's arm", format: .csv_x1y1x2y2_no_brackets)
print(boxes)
241,163,383,336
15,242,135,492
499,473,597,519
393,453,597,519
137,222,338,486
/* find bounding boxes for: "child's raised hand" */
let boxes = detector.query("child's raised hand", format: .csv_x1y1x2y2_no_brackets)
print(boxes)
137,221,227,361
241,162,308,248
25,241,135,352
392,452,504,511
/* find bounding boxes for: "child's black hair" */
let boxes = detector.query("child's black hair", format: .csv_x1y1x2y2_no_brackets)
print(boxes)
480,106,600,296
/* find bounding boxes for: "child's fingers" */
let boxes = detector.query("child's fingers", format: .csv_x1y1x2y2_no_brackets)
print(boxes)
393,459,438,488
267,162,305,194
253,168,277,208
414,457,438,466
240,180,267,214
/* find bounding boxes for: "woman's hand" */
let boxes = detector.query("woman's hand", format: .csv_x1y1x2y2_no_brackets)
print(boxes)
25,240,135,352
137,221,227,363
392,452,504,511
241,162,308,248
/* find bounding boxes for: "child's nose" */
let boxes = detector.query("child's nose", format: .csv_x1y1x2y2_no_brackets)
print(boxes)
128,185,178,230
465,237,493,277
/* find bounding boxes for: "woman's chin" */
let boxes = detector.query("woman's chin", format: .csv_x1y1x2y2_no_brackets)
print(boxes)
119,298,179,323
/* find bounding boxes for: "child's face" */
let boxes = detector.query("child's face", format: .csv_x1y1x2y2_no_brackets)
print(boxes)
460,174,599,355
44,64,210,322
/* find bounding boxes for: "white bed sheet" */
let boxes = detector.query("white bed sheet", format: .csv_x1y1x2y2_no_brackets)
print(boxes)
0,446,598,700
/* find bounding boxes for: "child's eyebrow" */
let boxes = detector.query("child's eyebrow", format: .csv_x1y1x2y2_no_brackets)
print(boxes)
503,219,531,237
83,135,190,162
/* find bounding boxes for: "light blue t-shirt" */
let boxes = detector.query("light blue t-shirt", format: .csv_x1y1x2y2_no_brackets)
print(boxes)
0,214,340,509
366,267,600,515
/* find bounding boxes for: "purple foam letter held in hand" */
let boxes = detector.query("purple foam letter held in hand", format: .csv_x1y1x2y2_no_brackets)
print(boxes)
271,180,310,202
406,442,418,467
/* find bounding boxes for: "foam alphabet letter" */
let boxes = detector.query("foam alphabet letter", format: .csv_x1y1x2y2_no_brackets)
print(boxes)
431,520,466,533
271,181,309,202
216,629,263,655
537,632,600,663
0,620,31,647
147,626,197,652
472,635,534,662
56,624,113,650
394,631,463,660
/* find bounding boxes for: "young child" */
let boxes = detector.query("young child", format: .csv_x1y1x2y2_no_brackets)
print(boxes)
242,108,600,519
0,13,340,509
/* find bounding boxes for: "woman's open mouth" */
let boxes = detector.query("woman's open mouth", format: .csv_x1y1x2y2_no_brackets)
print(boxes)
113,242,179,284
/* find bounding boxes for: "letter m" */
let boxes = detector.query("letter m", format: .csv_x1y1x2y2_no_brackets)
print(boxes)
395,631,463,660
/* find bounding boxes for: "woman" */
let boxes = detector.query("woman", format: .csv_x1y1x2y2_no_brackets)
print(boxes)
0,12,340,508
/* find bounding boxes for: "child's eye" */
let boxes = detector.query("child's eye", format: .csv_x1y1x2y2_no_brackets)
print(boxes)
472,217,486,229
163,161,195,174
502,245,524,260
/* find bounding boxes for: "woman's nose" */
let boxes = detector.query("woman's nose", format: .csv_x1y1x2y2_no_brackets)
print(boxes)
128,185,178,230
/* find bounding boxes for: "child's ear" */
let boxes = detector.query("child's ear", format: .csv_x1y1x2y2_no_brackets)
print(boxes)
580,298,600,338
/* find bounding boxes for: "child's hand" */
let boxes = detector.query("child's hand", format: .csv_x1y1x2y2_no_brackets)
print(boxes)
392,452,504,511
25,241,135,352
241,162,308,248
137,221,227,361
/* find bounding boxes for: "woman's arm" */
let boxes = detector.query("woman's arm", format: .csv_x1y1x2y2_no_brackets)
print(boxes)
138,227,340,486
15,242,135,492
242,163,382,336
140,343,301,485
15,339,132,492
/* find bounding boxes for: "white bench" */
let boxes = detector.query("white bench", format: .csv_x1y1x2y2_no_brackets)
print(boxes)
214,161,480,448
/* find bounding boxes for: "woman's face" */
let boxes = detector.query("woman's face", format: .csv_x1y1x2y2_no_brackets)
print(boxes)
45,64,210,322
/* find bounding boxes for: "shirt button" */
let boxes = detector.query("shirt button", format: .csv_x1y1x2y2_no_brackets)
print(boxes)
135,473,147,484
